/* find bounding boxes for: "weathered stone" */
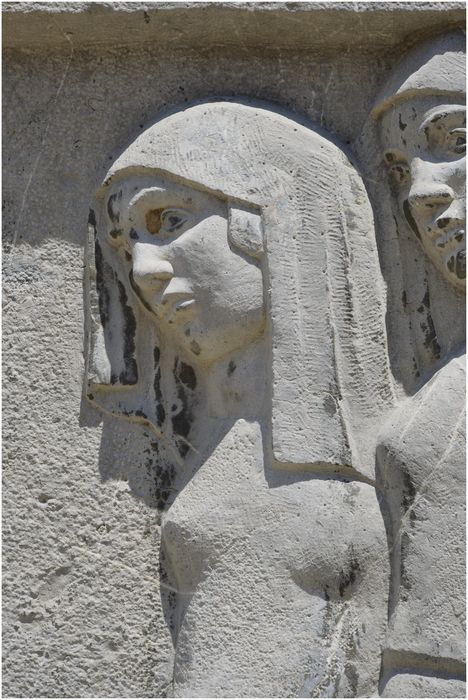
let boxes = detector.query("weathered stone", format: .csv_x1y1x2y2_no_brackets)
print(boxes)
86,100,392,696
368,31,466,698
3,3,465,698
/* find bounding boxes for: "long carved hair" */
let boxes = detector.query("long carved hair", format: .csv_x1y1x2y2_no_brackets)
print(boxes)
86,99,394,480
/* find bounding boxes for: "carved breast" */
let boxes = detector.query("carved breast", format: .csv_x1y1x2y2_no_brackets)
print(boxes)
161,419,388,697
162,420,382,594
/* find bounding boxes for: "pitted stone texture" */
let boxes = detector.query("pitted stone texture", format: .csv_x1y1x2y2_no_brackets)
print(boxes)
3,240,173,697
0,36,398,698
3,3,465,698
86,99,391,696
382,675,466,698
360,30,466,698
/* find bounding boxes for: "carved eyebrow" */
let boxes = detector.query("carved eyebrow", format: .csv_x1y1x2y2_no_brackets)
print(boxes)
127,186,195,216
419,106,466,134
128,186,169,211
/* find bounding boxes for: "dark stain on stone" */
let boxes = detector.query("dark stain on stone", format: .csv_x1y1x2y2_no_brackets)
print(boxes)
402,470,416,526
420,310,441,360
401,290,407,308
456,250,466,279
143,10,150,23
190,340,201,355
227,360,236,376
400,531,412,598
345,663,359,696
110,228,123,239
412,356,420,378
146,454,176,511
88,208,97,230
178,362,196,390
339,551,360,598
153,346,165,427
403,199,421,240
117,279,138,384
172,358,196,457
129,228,139,240
94,240,111,328
107,191,122,226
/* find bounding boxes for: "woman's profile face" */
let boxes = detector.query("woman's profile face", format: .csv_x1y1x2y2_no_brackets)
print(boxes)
381,95,466,290
104,175,265,361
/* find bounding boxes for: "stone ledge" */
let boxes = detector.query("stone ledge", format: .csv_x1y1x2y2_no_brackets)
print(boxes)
3,1,466,50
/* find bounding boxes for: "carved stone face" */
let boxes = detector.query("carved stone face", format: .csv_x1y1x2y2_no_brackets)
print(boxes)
381,96,466,290
105,175,265,362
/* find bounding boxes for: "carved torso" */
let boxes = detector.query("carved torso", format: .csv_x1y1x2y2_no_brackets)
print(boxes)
378,353,466,666
162,420,388,698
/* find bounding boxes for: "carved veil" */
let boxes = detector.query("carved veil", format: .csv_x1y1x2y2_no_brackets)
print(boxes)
86,100,394,480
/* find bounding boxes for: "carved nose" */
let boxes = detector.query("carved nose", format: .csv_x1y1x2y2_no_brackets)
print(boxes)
408,184,454,209
437,216,464,229
132,243,174,288
436,199,465,229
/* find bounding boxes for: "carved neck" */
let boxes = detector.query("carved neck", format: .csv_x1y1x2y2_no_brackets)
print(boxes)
154,333,269,461
424,265,466,365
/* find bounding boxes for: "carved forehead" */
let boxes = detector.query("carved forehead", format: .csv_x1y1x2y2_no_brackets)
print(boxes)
105,174,223,210
99,101,350,206
372,32,465,120
419,104,466,132
379,96,466,150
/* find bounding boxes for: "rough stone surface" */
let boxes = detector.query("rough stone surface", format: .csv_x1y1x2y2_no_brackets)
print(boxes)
86,99,392,697
3,3,465,698
358,30,466,697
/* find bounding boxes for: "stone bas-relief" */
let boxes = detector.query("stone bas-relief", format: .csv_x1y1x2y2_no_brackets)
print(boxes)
86,101,394,697
372,33,466,698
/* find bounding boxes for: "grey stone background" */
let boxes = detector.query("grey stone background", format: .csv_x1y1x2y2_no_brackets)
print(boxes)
3,3,465,697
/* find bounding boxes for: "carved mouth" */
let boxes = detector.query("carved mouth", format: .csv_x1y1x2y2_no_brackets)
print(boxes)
160,292,196,322
435,228,465,250
174,299,195,311
162,292,194,307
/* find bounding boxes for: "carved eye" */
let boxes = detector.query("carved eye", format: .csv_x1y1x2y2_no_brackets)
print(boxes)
145,208,188,236
447,128,466,155
388,162,410,185
384,151,410,186
161,209,187,232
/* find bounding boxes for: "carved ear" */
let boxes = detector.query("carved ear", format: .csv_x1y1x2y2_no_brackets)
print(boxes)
228,206,264,259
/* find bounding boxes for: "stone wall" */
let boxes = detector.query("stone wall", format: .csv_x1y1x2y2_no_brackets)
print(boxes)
3,3,465,697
